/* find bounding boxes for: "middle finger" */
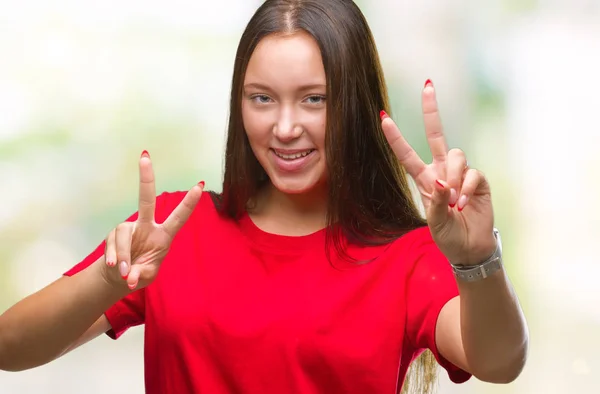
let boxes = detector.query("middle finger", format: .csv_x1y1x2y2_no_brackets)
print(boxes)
380,112,427,179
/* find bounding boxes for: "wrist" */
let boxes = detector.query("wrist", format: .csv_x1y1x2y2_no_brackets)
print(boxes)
449,233,498,267
450,229,503,283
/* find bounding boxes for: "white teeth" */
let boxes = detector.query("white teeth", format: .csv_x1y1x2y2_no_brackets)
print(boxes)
274,150,313,160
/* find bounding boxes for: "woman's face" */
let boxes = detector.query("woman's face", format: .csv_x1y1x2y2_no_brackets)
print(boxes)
242,31,327,195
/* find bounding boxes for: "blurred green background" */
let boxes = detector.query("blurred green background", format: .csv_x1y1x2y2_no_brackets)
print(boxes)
1,0,599,393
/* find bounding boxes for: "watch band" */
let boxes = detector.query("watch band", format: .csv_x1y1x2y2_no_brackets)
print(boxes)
451,228,502,282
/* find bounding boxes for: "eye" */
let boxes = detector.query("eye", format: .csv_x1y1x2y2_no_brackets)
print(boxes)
250,94,273,104
305,95,326,105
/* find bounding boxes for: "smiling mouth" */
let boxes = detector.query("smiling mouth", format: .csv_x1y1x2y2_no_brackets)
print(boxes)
272,149,315,160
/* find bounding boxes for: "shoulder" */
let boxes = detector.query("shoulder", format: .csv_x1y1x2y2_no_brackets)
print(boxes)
398,225,434,244
340,226,440,276
387,225,438,257
385,225,448,277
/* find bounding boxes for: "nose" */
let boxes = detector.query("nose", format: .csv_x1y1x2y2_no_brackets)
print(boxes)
273,107,303,142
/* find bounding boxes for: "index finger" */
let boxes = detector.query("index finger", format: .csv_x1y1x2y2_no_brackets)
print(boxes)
381,113,427,178
422,80,448,164
138,150,156,223
162,182,204,238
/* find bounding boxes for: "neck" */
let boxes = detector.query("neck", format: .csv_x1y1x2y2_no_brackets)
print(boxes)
249,183,328,236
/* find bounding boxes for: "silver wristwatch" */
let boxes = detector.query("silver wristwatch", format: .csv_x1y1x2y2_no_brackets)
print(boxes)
451,228,503,282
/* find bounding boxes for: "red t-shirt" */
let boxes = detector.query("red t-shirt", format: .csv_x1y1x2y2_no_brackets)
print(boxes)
64,191,471,393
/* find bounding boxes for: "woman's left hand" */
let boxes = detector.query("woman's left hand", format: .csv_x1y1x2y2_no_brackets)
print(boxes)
381,80,496,266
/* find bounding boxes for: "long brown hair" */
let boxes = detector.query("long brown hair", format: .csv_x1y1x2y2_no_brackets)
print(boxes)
216,1,437,392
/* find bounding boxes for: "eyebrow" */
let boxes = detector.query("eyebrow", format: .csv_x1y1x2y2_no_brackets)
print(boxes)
243,82,326,92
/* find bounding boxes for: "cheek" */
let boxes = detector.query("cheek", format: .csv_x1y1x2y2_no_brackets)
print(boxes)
309,113,327,146
242,106,272,147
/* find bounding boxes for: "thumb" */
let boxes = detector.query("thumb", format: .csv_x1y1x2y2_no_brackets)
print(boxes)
427,179,452,228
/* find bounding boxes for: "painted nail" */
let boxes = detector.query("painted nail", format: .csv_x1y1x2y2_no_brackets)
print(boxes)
424,79,433,88
457,195,469,211
141,150,150,158
435,179,445,189
198,181,205,187
119,261,129,279
380,110,389,121
449,188,458,207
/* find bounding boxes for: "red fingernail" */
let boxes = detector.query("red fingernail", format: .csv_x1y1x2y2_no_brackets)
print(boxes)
457,195,469,211
435,179,445,188
121,274,128,280
380,110,389,121
198,181,205,187
141,150,150,158
449,202,456,208
425,79,433,88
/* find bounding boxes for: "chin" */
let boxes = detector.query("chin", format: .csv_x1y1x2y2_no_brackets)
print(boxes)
269,174,325,196
271,179,315,195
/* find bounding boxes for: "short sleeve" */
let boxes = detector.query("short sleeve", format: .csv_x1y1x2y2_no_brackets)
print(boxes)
63,191,184,340
405,229,472,384
63,211,145,339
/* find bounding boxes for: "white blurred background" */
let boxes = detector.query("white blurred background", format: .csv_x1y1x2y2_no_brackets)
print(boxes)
1,0,599,393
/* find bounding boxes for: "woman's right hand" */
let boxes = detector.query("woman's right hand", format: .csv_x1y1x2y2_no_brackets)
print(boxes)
102,150,204,291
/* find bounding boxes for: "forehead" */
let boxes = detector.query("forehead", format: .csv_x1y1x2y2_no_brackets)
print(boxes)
244,31,326,86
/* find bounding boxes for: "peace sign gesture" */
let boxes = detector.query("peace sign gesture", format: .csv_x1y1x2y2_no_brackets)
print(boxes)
102,151,204,290
381,80,496,266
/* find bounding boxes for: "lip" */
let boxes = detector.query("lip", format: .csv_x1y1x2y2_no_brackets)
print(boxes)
270,148,316,172
272,148,314,155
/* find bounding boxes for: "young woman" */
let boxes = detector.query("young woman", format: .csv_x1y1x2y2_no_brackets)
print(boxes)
0,1,528,393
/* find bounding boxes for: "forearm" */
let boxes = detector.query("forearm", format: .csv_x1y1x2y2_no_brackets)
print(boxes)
458,267,528,382
0,257,127,371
